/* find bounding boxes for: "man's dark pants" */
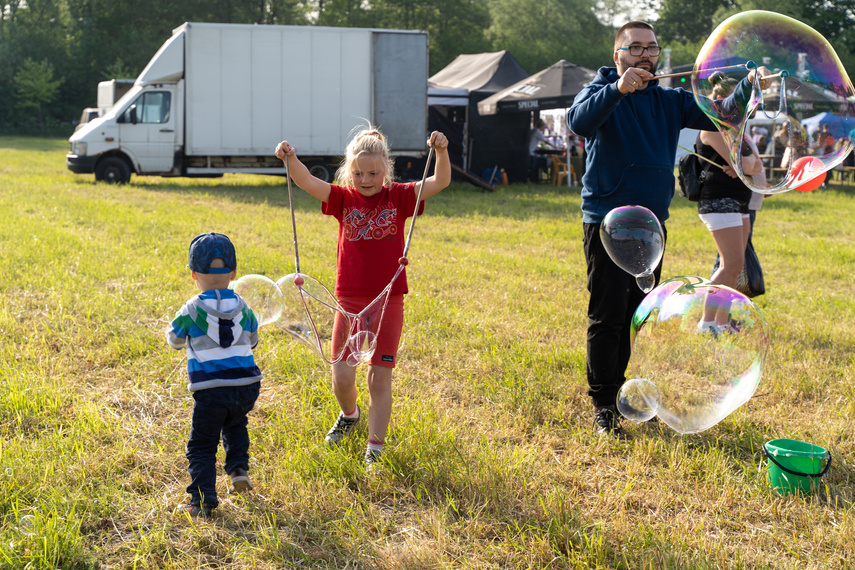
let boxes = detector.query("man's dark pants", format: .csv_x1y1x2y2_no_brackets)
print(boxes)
186,382,260,508
582,222,665,408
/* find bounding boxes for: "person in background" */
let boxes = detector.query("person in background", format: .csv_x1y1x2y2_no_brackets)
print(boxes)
695,74,765,332
528,117,557,182
567,20,771,438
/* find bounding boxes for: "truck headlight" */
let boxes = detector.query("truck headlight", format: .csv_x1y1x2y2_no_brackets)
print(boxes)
70,141,87,156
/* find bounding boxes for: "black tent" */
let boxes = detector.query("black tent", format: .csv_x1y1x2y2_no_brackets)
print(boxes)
428,51,532,183
477,60,596,115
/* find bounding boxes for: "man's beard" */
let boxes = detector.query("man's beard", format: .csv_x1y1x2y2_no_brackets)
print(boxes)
634,59,659,73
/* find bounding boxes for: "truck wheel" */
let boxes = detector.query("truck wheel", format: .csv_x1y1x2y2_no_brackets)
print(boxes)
95,157,132,184
305,161,334,183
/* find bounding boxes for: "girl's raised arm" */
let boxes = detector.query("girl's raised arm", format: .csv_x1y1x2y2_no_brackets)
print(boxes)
275,141,332,202
416,131,451,200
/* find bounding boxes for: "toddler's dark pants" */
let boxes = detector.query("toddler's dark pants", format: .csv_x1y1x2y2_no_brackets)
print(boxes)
186,382,260,508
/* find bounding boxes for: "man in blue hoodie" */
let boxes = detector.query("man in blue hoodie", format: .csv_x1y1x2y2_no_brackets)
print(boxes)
567,21,769,438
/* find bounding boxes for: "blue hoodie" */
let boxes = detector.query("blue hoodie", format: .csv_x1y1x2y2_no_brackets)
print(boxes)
568,67,716,224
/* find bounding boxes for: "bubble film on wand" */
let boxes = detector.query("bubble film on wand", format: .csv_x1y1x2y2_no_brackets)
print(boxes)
618,276,770,434
690,10,855,194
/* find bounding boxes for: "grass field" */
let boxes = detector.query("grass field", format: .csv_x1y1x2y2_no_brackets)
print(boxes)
0,136,853,569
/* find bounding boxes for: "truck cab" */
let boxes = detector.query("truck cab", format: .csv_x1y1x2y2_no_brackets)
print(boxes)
67,82,183,183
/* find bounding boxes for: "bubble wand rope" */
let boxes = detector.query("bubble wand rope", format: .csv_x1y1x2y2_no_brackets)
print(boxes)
284,155,301,275
282,154,343,362
403,146,435,258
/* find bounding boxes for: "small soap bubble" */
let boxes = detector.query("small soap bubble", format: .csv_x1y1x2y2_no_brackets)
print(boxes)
618,378,661,423
347,331,377,367
230,274,284,326
19,515,35,535
600,206,664,292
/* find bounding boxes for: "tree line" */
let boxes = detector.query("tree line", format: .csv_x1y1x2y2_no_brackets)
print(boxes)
1,0,852,136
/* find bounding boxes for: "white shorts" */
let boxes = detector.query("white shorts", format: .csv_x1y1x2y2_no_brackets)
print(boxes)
698,212,749,232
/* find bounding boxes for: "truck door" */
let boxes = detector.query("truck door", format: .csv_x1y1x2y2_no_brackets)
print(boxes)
117,89,177,173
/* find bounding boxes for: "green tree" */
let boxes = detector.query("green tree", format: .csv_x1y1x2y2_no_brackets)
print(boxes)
372,0,492,74
655,0,734,44
14,58,64,135
486,0,613,73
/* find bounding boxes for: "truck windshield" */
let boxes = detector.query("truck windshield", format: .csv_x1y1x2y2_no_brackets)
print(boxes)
118,91,172,124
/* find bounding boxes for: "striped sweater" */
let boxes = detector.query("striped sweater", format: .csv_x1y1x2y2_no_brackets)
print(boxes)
166,289,261,392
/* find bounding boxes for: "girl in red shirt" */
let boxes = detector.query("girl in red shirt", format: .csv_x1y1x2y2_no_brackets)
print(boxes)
275,127,450,468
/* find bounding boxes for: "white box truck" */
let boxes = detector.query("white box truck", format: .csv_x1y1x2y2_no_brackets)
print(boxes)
67,22,429,183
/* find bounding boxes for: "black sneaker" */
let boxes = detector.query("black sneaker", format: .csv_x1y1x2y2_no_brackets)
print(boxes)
325,405,361,446
228,467,253,493
593,406,627,439
180,504,214,519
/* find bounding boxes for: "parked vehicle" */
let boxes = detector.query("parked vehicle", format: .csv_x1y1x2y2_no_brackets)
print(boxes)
67,22,429,183
74,80,135,132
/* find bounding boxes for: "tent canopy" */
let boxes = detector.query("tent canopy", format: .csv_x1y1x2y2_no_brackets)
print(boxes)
429,51,529,94
800,111,855,139
477,60,596,115
427,51,531,183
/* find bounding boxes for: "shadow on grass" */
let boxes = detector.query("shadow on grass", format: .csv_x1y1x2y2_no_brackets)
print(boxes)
0,136,69,152
72,175,586,222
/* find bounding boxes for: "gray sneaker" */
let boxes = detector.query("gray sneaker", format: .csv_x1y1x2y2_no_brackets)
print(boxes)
325,405,361,446
365,449,383,473
593,406,628,440
228,467,253,493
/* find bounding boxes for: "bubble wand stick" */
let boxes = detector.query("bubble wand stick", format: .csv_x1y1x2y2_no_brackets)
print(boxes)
654,65,782,82
678,145,726,170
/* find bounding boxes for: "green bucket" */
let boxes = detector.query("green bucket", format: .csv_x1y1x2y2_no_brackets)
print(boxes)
763,439,832,495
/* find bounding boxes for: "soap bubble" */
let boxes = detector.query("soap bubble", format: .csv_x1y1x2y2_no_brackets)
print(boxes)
346,331,377,366
339,289,391,367
618,378,661,422
626,276,770,434
230,274,284,326
275,273,349,363
19,515,35,535
600,206,664,292
692,10,855,194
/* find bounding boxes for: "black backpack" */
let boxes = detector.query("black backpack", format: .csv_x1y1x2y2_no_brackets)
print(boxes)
677,152,713,202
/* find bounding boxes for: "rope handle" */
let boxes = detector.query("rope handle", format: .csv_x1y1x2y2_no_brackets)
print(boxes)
762,446,832,478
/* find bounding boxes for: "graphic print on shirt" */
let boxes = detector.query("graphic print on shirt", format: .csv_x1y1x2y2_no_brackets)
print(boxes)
343,205,398,241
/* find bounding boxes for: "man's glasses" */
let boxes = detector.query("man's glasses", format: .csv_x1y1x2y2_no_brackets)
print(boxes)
616,45,661,57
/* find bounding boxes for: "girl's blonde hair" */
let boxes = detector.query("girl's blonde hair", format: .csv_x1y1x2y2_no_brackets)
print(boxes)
709,72,739,100
335,125,395,187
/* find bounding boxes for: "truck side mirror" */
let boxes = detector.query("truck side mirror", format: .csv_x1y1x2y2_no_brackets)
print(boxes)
129,104,138,124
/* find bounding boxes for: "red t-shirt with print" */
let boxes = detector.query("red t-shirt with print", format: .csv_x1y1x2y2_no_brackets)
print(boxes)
322,182,424,297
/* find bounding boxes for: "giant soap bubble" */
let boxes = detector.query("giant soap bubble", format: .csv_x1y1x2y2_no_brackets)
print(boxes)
600,206,664,292
618,276,770,434
692,10,855,193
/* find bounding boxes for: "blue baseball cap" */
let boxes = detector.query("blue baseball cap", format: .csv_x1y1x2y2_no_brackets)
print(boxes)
188,233,236,274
